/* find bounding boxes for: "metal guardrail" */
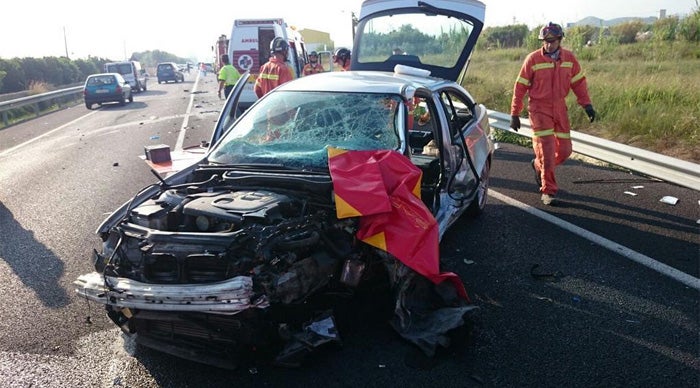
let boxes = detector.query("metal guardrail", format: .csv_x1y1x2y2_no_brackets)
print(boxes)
487,110,700,192
0,86,83,127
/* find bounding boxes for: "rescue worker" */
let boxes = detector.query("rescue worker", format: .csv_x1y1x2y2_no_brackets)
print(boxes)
302,51,324,76
254,37,295,98
510,22,596,205
217,54,242,99
332,47,351,71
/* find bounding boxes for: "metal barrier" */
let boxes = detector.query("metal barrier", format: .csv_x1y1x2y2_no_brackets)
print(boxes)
0,86,83,127
488,110,700,192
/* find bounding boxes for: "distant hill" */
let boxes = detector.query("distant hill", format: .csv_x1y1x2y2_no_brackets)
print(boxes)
567,16,658,27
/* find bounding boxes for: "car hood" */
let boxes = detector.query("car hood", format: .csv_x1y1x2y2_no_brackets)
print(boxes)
352,0,485,82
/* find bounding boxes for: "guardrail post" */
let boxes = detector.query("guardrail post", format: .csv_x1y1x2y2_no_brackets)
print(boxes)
1,111,7,127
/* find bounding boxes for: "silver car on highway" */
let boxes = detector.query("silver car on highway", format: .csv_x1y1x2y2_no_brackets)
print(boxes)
75,0,493,370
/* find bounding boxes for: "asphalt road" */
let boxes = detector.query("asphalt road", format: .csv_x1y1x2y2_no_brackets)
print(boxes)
0,70,697,388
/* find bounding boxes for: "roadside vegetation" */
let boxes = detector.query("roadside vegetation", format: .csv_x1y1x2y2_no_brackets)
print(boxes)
0,51,191,127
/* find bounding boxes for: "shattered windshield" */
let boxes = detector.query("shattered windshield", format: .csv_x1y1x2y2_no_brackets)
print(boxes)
208,91,404,170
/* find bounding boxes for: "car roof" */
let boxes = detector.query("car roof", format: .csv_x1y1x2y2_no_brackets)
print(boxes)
352,0,485,82
274,66,452,98
87,73,121,78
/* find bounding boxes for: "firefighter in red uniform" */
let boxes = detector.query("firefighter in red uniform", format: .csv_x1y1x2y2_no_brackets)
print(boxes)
254,37,295,98
332,47,351,71
302,51,324,76
510,22,596,205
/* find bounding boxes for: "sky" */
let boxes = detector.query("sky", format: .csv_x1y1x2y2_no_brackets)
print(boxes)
0,0,694,62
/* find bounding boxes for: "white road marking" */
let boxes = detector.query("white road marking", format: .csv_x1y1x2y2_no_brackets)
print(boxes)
490,190,700,291
175,72,202,152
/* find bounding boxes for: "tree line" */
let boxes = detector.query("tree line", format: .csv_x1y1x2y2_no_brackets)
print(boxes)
478,9,699,51
0,50,192,95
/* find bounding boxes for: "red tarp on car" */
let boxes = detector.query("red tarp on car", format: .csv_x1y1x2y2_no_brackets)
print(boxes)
327,147,468,300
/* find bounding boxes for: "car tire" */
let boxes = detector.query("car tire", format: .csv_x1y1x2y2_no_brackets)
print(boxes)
465,158,490,217
119,96,126,106
85,102,92,110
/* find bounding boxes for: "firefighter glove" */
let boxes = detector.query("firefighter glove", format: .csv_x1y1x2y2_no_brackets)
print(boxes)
584,104,596,123
510,115,521,132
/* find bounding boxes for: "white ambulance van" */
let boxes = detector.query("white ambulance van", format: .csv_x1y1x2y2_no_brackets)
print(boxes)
228,18,307,110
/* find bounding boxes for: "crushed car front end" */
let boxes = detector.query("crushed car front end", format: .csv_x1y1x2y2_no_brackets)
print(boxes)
75,165,375,368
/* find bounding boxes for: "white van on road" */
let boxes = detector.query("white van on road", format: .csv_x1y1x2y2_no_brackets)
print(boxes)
104,61,148,92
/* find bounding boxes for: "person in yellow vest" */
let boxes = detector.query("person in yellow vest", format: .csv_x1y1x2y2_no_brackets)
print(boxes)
217,54,242,99
254,37,295,98
302,51,324,76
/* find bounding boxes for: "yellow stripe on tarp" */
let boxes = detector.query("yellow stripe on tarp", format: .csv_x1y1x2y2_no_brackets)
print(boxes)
327,147,347,158
334,193,362,218
361,231,387,251
413,173,422,198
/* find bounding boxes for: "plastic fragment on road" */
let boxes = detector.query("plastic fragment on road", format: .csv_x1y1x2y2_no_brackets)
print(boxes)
463,259,475,265
623,191,637,196
659,196,679,205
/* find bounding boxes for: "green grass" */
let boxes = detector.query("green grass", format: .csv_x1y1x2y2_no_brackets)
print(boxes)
466,41,700,163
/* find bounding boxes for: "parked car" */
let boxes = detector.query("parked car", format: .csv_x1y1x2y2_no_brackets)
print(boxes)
156,62,185,83
75,0,492,370
83,73,133,109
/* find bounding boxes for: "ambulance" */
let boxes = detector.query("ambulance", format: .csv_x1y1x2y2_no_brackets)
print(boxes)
228,18,308,111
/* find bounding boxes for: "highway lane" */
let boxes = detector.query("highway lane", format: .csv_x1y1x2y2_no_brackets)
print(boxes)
0,71,697,387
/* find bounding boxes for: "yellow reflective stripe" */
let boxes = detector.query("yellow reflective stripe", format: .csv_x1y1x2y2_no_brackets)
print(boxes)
561,61,573,68
555,132,571,139
516,76,530,86
532,129,555,137
571,72,585,84
259,73,279,81
532,63,554,71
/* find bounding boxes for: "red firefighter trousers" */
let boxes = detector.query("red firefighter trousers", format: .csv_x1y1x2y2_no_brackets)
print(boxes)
530,107,572,195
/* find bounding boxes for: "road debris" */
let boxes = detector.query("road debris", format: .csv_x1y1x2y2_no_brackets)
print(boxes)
659,196,679,205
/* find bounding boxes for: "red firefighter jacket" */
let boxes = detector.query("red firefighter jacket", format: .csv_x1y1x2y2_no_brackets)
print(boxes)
254,57,294,98
510,47,591,116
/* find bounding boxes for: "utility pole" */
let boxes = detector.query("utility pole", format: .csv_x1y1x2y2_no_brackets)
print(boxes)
63,26,69,59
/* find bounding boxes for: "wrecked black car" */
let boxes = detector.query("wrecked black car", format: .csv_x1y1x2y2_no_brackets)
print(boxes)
75,0,493,369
